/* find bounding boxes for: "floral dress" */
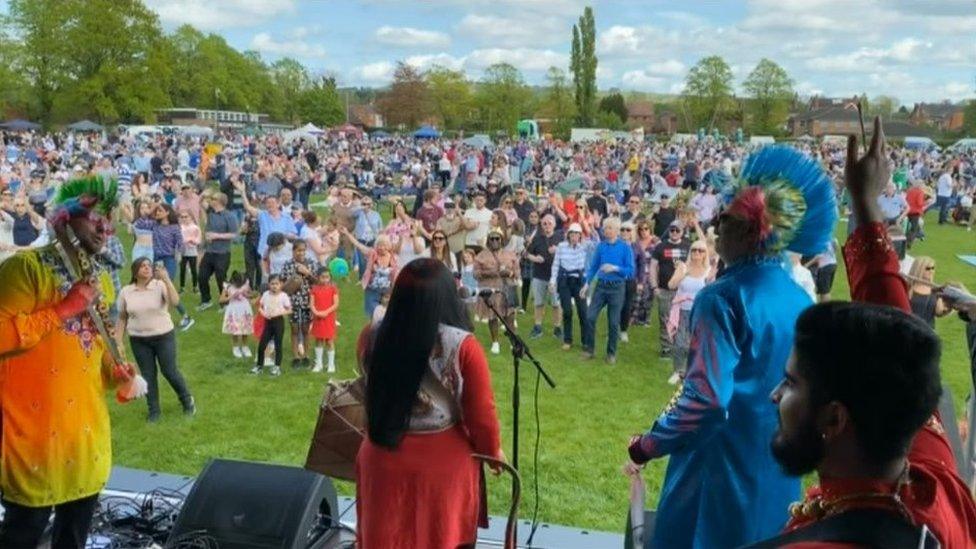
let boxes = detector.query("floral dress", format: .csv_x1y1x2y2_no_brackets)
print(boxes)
222,282,254,335
280,259,320,326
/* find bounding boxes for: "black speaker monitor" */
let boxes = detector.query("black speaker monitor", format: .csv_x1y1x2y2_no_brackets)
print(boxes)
168,459,339,549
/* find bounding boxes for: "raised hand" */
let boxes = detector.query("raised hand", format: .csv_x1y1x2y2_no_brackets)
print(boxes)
845,116,889,226
55,282,97,320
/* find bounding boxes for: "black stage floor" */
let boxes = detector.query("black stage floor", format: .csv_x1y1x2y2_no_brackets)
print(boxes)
103,465,625,549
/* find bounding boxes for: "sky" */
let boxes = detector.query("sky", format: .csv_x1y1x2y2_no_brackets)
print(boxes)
6,0,976,103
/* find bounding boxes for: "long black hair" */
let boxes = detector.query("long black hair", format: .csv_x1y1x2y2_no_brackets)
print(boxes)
366,258,473,449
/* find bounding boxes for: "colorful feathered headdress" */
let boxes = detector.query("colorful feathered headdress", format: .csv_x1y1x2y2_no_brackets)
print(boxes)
722,146,837,256
48,176,119,227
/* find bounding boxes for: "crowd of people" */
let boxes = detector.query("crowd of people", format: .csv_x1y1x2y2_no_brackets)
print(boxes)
0,119,975,547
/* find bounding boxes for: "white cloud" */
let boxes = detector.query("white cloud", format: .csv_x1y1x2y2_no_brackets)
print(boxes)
354,61,395,84
404,53,465,72
806,37,935,72
250,32,327,59
456,14,567,47
146,0,295,31
465,48,568,72
374,26,450,48
621,71,667,91
646,60,685,76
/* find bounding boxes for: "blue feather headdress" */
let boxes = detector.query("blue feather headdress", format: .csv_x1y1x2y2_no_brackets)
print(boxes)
722,146,837,255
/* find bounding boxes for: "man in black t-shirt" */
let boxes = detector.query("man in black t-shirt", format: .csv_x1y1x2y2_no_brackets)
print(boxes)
586,185,609,219
513,186,536,225
652,195,677,238
649,220,690,358
525,214,563,339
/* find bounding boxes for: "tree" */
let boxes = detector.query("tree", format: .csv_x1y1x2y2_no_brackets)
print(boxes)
869,95,900,119
742,58,794,134
425,66,473,130
476,63,533,135
538,66,576,140
6,0,72,124
570,6,597,126
682,55,734,131
594,109,624,130
598,92,627,126
296,76,345,127
377,62,430,129
962,99,976,136
0,26,32,117
271,58,311,124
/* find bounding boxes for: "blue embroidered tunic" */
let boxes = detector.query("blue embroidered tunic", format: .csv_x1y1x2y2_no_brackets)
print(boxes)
630,257,812,548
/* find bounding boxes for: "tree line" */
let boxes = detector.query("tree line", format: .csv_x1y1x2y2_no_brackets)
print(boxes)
0,0,345,127
3,1,952,137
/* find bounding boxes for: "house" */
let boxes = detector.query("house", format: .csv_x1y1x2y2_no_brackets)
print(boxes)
626,101,655,131
349,104,385,129
788,106,861,137
807,95,860,111
654,111,680,135
909,102,964,131
154,108,292,131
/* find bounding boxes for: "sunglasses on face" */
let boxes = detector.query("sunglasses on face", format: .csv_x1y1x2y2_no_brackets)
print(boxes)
925,266,936,271
488,236,502,241
621,228,633,232
629,200,640,204
433,236,446,241
669,227,681,233
691,248,706,253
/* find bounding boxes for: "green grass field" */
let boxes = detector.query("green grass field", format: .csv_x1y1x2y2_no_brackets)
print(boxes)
107,206,976,533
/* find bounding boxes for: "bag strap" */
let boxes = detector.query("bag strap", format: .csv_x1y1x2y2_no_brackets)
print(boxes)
744,508,940,549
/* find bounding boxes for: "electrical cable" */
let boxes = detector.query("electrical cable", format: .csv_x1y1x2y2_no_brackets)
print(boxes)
524,368,543,547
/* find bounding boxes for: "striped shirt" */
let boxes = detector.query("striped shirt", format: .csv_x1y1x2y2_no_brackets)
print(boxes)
549,240,591,286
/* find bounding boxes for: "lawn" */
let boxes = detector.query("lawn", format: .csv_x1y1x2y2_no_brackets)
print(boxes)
108,205,976,533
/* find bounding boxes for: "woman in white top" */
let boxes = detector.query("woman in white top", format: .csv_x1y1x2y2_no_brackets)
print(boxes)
666,241,712,385
116,257,195,422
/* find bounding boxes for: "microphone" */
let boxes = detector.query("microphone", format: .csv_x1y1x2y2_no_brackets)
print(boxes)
477,288,503,298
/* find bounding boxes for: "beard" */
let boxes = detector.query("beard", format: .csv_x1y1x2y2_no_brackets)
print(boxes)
770,413,825,477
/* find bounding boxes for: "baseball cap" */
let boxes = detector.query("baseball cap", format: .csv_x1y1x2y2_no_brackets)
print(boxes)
621,221,636,230
567,223,583,233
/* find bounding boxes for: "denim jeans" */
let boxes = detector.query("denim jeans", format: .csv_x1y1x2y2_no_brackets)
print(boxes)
937,195,951,224
656,288,676,355
556,274,587,345
583,280,626,357
129,330,193,417
364,287,385,318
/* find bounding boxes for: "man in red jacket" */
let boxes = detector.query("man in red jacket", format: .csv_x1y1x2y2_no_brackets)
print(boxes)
751,118,976,548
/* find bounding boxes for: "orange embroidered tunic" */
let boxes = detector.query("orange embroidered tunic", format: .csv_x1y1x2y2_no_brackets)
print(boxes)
0,246,114,506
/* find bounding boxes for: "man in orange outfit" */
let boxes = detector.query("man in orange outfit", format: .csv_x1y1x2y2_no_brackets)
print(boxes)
0,176,138,548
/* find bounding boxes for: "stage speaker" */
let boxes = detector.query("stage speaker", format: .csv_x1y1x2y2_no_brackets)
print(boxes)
168,459,339,549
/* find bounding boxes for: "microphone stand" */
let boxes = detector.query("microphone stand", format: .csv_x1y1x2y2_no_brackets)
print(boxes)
479,290,555,546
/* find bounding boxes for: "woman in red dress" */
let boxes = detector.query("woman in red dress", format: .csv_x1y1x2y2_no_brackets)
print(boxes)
356,258,504,549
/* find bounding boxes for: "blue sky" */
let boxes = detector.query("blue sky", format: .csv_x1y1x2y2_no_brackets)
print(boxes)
6,0,976,103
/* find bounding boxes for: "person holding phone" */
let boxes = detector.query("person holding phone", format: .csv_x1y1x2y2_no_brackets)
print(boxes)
117,257,195,423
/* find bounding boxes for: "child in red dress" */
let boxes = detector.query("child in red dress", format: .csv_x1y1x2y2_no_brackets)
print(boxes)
309,267,340,373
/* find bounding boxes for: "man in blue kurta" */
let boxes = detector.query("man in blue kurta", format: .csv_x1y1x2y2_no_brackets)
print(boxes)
625,147,837,548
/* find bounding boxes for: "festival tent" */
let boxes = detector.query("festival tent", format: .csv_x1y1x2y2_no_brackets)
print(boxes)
904,136,938,151
949,138,976,152
795,135,816,143
178,125,214,136
413,125,441,138
283,123,326,143
66,120,104,132
749,136,775,146
463,134,492,148
370,130,391,138
0,119,41,131
299,123,325,134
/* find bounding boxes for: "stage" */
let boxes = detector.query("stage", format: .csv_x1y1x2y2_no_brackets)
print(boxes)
99,465,625,548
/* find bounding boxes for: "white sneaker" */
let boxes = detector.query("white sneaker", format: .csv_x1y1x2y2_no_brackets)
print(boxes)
312,362,323,373
620,332,630,343
668,373,681,385
327,364,336,373
232,347,243,358
490,342,500,354
241,347,253,358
